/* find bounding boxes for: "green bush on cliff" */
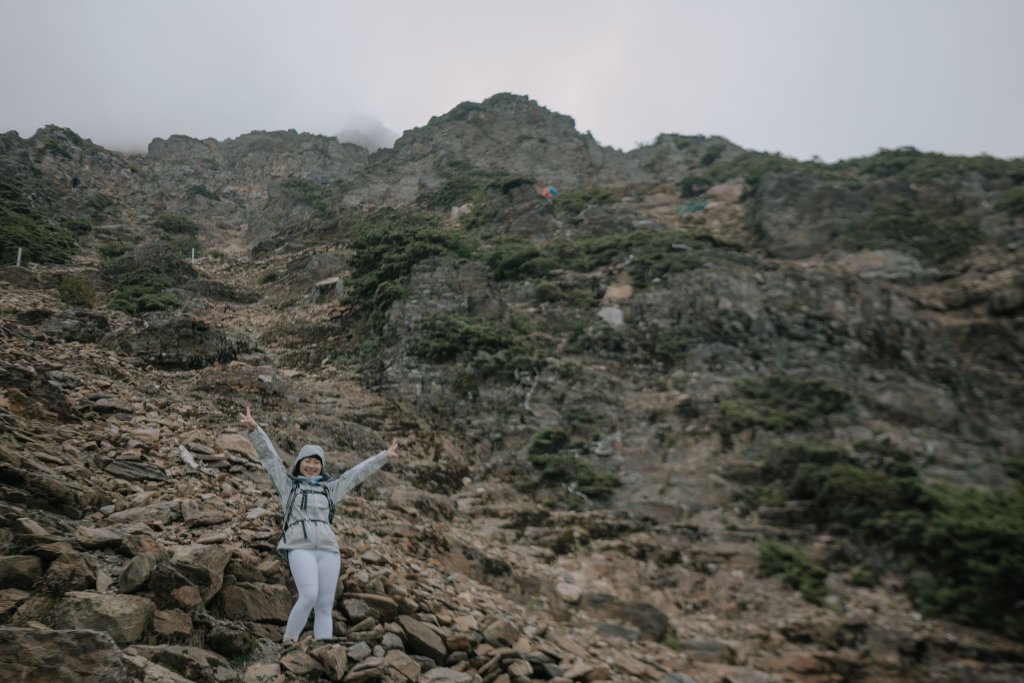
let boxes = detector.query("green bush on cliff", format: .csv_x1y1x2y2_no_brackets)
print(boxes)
412,313,541,385
759,540,827,604
0,199,76,265
551,187,618,216
520,427,621,502
154,212,200,236
714,375,849,434
484,231,746,286
57,276,95,308
837,147,1024,184
842,196,981,264
741,437,1024,638
997,185,1024,215
423,163,532,209
109,272,182,315
344,208,473,314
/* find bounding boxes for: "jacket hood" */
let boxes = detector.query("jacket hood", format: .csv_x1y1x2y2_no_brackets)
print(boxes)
291,444,330,478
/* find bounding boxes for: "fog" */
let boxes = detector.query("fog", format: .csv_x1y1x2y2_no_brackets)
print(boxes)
1,0,1021,161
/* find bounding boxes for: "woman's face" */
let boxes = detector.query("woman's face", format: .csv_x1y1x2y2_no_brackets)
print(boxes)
298,457,322,477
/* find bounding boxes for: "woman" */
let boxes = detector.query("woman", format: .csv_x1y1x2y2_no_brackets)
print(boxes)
239,406,399,643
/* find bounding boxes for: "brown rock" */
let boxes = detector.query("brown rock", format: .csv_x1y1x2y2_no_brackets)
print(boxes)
216,433,257,459
218,582,292,623
0,555,43,589
119,553,157,593
345,592,400,620
107,501,177,526
170,585,203,610
281,648,323,676
74,526,123,550
104,460,169,482
129,644,231,683
152,609,193,639
170,544,231,601
397,614,447,664
54,590,156,645
0,589,30,619
312,643,348,681
0,626,127,682
242,662,281,682
483,618,519,646
384,649,422,681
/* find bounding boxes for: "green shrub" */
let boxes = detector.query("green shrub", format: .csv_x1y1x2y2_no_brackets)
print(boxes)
552,188,619,216
790,463,926,531
483,231,746,287
344,208,473,312
86,193,116,213
281,177,331,214
98,242,131,259
700,143,726,167
885,484,1024,638
714,375,849,434
522,428,621,501
836,147,1024,184
423,164,532,208
842,196,981,264
996,185,1024,215
0,206,77,264
57,276,95,307
154,212,200,236
486,242,558,281
185,185,220,201
528,428,571,455
412,313,540,377
65,219,92,235
759,540,827,604
741,437,1024,639
109,273,182,315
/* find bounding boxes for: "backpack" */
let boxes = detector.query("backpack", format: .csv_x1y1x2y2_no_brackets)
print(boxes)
281,480,335,538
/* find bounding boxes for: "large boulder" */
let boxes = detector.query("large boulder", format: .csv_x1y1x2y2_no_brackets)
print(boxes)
217,582,292,623
0,627,127,682
54,591,156,645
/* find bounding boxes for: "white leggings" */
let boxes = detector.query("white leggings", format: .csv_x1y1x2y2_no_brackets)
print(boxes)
285,549,341,640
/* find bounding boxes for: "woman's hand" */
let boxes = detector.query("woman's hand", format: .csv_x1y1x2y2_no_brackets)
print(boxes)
239,406,258,432
387,438,400,461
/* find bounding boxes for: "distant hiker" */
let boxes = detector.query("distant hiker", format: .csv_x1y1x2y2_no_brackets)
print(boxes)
238,406,399,643
540,183,560,199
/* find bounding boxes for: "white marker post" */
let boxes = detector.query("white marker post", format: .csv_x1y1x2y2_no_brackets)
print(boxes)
16,248,22,266
191,247,195,264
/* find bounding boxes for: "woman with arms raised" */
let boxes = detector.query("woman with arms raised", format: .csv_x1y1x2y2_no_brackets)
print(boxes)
239,406,399,643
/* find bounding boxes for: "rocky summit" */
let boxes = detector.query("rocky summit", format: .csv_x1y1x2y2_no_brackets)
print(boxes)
1,93,1023,683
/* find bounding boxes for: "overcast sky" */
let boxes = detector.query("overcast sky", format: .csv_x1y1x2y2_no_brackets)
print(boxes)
1,0,1021,161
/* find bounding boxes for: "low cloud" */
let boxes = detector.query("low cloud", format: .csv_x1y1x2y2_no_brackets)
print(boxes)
335,114,400,152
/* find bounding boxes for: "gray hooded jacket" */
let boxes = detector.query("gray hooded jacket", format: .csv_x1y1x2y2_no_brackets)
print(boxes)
247,426,388,558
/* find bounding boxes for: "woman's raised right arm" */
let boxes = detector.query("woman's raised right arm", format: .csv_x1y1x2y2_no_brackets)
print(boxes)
239,407,290,501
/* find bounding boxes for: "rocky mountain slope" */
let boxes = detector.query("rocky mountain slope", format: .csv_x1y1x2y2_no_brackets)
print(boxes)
1,93,1023,683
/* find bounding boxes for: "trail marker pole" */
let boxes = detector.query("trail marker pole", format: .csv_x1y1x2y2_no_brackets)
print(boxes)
16,248,22,266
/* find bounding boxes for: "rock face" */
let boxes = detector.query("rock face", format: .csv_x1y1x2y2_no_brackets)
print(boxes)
117,315,243,369
0,93,1022,683
0,627,127,682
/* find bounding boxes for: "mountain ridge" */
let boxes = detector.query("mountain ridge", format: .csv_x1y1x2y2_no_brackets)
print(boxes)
0,92,1022,682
